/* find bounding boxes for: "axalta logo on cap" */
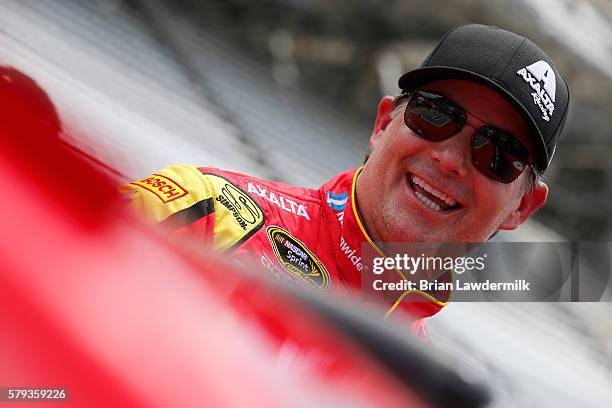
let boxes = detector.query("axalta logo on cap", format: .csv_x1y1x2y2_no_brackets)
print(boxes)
131,174,188,203
517,60,556,122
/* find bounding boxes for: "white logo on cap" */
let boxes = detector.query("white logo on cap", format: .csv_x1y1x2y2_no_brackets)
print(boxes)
526,61,556,102
517,60,556,122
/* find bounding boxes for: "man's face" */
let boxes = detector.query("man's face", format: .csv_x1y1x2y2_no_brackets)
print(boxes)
356,79,548,243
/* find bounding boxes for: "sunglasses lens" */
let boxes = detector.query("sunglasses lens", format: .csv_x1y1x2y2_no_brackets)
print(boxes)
472,127,529,183
404,91,466,142
403,91,530,184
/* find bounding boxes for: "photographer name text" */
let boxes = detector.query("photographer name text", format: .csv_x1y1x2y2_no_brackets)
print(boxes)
372,279,531,292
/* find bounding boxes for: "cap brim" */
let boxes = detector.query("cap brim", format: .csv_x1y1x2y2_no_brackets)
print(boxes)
398,66,549,171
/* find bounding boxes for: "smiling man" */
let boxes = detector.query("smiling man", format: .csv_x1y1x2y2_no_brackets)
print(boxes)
359,79,548,244
358,23,569,246
121,24,569,337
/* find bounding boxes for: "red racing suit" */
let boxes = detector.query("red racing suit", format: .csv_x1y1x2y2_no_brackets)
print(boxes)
120,164,448,336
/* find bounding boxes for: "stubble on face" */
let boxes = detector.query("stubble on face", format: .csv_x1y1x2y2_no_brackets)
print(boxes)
357,80,533,245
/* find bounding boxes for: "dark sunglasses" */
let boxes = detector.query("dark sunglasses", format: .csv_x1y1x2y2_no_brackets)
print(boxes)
403,90,530,183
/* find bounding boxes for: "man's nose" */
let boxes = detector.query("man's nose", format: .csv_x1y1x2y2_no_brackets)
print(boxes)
429,128,472,177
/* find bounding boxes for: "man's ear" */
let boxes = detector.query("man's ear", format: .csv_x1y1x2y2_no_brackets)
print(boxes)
370,96,395,150
498,180,549,230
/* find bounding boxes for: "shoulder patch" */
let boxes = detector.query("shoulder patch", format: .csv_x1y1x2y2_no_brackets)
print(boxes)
203,173,265,250
266,226,330,292
130,173,188,203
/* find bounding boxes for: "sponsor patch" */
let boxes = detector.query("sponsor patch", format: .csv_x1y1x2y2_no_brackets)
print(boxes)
339,236,363,272
199,173,264,250
267,226,330,292
215,181,264,231
517,60,556,122
131,174,188,203
326,191,348,211
248,182,310,220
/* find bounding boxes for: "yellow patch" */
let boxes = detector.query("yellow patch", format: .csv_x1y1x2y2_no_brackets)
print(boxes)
131,174,188,203
203,174,265,251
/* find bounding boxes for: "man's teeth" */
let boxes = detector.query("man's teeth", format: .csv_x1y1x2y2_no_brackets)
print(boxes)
411,175,457,207
414,190,443,211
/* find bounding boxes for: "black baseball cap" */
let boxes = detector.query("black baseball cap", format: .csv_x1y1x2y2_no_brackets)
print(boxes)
398,24,570,172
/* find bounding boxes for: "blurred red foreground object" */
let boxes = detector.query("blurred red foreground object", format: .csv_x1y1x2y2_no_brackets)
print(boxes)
0,67,488,408
0,85,423,408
